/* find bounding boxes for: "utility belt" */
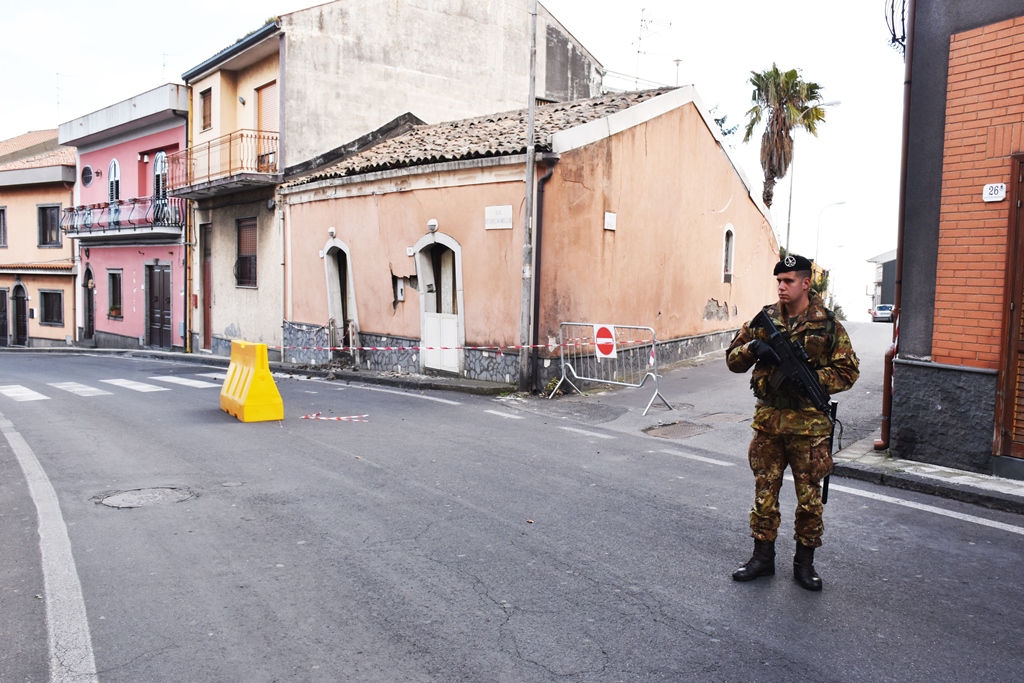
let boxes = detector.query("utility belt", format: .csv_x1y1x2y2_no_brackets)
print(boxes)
756,395,814,410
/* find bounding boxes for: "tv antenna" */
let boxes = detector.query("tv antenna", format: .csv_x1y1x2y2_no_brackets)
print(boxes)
636,8,671,89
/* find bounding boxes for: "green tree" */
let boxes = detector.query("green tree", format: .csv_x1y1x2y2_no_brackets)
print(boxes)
742,64,827,208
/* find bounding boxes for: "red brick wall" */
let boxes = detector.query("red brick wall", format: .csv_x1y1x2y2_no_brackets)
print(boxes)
933,17,1024,368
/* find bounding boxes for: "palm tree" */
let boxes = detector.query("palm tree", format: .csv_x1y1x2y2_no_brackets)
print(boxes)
742,64,827,208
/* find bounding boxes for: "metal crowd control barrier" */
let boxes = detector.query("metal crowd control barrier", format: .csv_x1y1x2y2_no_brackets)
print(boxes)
548,323,672,416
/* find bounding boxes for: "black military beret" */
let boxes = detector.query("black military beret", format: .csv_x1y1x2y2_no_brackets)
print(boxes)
774,253,813,275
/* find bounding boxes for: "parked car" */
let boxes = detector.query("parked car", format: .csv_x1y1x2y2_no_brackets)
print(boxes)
872,304,894,322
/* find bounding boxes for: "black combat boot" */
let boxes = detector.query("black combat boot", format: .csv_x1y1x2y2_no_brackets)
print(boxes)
732,539,776,581
793,543,823,591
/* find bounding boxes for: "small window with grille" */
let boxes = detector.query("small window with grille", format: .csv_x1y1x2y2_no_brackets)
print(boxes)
236,218,257,287
40,290,63,326
108,270,122,317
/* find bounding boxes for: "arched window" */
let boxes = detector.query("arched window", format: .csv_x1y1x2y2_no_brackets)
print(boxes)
107,159,120,202
153,151,168,200
723,227,735,283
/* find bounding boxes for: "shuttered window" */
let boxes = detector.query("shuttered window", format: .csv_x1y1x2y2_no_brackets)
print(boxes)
257,81,278,132
236,218,257,287
201,89,212,130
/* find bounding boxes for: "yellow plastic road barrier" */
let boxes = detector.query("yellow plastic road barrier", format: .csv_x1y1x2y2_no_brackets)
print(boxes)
220,340,284,422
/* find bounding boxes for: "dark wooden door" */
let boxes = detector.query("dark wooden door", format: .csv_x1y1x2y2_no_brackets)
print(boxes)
148,265,172,348
13,286,27,346
83,269,95,340
202,224,212,349
998,155,1024,457
0,290,7,347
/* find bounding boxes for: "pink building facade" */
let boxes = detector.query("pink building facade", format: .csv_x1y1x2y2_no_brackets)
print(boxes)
59,84,190,349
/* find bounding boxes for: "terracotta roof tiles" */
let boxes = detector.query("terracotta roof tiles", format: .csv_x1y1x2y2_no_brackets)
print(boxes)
296,88,671,185
0,146,77,171
0,130,57,158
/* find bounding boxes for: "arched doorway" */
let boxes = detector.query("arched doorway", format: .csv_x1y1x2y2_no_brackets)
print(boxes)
414,233,464,374
323,238,358,359
12,284,28,347
83,267,95,341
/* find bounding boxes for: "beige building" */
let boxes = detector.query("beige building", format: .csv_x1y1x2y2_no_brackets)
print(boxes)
279,87,777,386
0,131,77,347
169,0,603,358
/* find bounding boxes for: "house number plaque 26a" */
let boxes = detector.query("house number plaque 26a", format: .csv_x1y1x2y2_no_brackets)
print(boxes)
983,183,1007,202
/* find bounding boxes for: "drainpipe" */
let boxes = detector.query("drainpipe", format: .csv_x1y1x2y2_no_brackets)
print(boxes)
530,154,560,392
876,0,916,451
173,106,190,352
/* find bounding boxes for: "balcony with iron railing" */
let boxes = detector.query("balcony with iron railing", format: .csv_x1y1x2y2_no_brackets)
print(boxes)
168,129,281,199
62,196,186,241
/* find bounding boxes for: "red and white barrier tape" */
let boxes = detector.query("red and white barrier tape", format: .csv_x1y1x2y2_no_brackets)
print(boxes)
271,340,658,353
300,412,369,422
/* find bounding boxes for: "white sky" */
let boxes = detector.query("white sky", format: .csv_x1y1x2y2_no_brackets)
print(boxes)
1,0,905,321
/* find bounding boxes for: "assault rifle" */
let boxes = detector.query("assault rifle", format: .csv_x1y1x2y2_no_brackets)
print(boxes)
752,309,839,503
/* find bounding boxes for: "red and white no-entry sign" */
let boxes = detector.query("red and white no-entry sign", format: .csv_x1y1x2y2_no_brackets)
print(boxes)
594,324,617,358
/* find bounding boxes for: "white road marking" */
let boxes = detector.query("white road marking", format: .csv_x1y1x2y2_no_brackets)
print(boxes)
48,382,113,397
561,426,616,440
196,372,226,380
345,383,461,405
149,376,221,388
485,409,525,420
659,448,735,467
0,412,98,682
828,482,1024,536
0,385,50,401
100,379,169,393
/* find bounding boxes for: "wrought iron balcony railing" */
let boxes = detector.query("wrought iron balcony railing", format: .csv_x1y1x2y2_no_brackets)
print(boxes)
167,129,279,191
61,196,186,236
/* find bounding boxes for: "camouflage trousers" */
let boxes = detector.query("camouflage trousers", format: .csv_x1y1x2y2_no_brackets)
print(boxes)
746,429,833,548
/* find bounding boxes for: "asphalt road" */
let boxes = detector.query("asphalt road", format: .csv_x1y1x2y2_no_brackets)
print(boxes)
2,328,1023,683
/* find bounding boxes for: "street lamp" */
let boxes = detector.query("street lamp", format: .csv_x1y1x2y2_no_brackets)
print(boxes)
784,100,842,252
815,201,846,264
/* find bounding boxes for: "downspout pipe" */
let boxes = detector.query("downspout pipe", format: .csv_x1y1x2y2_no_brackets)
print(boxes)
173,106,190,352
876,0,916,451
530,153,560,393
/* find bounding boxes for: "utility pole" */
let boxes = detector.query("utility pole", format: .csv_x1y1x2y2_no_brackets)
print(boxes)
518,0,539,391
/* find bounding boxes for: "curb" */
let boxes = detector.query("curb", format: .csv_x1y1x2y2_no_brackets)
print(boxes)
833,461,1024,516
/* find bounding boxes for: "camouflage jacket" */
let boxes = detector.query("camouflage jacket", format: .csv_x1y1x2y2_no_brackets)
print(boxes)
726,292,860,436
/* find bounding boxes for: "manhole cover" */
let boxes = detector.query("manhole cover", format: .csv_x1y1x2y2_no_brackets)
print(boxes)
643,421,713,439
96,487,193,509
698,413,750,423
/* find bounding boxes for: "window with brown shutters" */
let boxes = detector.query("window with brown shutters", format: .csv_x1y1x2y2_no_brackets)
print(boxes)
236,218,257,287
201,89,212,130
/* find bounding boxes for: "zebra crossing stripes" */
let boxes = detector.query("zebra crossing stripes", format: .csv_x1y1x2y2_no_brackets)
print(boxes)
149,376,221,388
48,382,113,397
99,379,170,393
0,385,50,402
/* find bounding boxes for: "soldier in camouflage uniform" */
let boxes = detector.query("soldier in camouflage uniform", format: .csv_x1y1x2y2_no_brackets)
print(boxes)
726,254,859,591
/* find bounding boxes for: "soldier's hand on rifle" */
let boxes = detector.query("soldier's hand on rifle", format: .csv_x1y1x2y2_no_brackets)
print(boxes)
748,339,781,366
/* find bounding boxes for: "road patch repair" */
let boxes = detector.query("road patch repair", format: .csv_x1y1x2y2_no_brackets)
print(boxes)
643,421,714,439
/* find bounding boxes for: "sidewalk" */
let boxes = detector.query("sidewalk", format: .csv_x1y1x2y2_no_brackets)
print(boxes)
834,434,1024,515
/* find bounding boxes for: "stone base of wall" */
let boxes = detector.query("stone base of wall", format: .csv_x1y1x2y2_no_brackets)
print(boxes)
210,335,282,362
890,359,997,473
357,332,420,374
464,347,521,384
282,321,331,366
26,336,73,349
93,330,142,350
